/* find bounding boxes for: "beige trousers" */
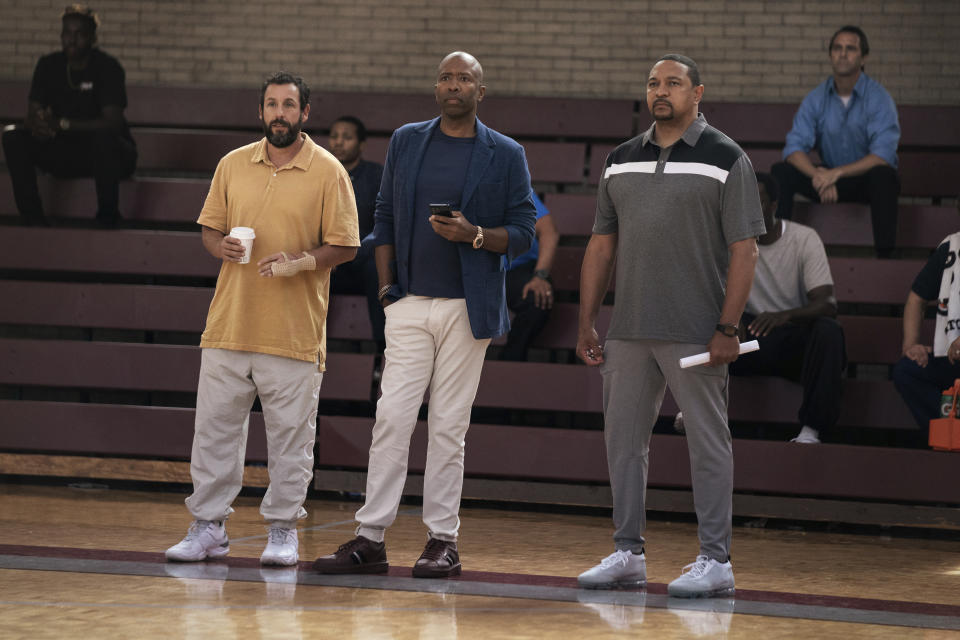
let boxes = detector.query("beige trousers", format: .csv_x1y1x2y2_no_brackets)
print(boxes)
356,296,490,542
185,348,321,525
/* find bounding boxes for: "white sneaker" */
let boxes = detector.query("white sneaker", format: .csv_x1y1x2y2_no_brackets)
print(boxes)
260,526,299,566
790,425,820,444
165,520,229,562
577,591,646,629
667,598,735,635
668,555,735,598
578,550,646,589
260,566,298,600
673,411,686,434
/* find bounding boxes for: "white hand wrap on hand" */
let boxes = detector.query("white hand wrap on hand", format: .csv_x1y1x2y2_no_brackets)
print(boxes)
270,252,317,277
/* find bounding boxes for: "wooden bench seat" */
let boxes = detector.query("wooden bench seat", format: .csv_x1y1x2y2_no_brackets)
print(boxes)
524,302,928,366
830,257,923,304
316,416,959,504
0,399,266,460
0,173,208,221
0,227,217,277
630,103,960,198
134,87,635,139
133,128,258,173
545,190,956,250
792,202,957,249
5,82,952,148
0,278,919,426
474,360,914,429
549,245,924,302
0,338,375,402
0,281,373,341
133,130,587,184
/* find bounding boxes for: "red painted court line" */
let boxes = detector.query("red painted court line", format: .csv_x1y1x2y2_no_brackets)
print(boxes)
2,543,959,619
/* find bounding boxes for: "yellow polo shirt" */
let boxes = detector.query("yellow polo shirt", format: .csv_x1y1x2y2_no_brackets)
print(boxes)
197,134,360,370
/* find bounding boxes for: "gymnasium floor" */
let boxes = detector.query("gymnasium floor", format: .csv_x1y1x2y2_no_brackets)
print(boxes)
1,483,958,638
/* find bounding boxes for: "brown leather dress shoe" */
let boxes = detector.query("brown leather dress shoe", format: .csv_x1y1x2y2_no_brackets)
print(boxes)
412,537,461,578
312,535,388,574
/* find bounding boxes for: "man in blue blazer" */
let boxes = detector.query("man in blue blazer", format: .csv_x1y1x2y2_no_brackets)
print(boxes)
314,51,536,578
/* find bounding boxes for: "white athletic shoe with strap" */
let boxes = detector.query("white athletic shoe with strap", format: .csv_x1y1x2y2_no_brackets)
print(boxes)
260,526,299,566
578,549,646,589
667,555,735,598
165,520,229,562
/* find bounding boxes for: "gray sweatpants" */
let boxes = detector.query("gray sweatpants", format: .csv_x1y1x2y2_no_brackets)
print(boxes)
185,348,322,526
601,339,732,562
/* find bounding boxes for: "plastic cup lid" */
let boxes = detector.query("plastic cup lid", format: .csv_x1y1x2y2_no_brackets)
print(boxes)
230,226,255,238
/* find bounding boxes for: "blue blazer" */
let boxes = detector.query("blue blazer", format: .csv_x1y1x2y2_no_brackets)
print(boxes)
371,117,537,339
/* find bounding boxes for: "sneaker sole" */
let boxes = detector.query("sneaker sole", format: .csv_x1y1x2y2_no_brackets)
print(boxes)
667,586,735,599
578,579,646,590
312,561,389,575
411,563,462,579
261,555,298,567
165,544,230,562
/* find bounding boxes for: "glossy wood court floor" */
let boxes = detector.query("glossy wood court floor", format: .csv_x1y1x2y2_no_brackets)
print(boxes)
1,482,959,639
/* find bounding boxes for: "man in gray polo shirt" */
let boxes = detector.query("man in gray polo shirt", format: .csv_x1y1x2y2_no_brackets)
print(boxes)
576,54,764,597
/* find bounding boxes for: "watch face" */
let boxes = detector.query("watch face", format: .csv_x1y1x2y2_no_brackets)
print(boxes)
717,324,737,337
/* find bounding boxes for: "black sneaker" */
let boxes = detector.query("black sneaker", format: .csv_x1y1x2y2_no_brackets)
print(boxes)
412,537,461,578
312,535,388,574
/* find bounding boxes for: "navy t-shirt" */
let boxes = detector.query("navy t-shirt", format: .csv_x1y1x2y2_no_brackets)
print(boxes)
349,159,384,240
408,128,475,298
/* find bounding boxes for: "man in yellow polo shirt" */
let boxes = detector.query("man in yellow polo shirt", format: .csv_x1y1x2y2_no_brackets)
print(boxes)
166,72,359,566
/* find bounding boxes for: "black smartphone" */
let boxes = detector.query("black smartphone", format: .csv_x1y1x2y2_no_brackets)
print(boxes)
429,203,454,217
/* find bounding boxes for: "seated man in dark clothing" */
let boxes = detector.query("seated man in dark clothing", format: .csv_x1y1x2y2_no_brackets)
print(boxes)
893,198,960,436
2,4,137,226
677,173,846,443
328,115,385,350
730,173,846,443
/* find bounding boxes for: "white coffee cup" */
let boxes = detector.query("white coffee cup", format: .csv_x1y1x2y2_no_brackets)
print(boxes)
229,227,255,264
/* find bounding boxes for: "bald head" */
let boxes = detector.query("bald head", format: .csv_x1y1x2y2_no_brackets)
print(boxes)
438,51,483,84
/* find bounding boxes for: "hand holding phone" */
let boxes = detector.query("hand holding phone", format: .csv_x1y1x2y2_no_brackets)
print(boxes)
429,203,454,217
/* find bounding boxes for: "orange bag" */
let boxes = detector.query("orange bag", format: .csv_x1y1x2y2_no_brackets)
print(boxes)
930,379,960,451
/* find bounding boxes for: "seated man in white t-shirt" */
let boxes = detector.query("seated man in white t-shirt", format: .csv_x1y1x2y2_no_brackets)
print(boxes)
730,172,847,443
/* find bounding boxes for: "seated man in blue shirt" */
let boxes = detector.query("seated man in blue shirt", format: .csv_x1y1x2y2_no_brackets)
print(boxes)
501,191,559,361
772,25,900,258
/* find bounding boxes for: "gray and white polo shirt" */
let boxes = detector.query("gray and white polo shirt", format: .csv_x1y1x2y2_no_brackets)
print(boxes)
594,114,765,344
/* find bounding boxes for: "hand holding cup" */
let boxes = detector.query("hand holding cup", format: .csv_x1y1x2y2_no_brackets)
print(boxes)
227,227,256,264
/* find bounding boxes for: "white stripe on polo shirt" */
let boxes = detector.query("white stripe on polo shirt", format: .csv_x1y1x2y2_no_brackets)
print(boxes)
663,161,729,183
604,160,729,183
604,161,657,179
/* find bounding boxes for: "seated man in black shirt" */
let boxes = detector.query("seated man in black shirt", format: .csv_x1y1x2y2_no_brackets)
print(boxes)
893,203,960,441
2,4,137,226
328,115,385,350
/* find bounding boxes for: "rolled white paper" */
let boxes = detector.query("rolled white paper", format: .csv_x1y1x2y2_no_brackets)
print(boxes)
679,340,759,369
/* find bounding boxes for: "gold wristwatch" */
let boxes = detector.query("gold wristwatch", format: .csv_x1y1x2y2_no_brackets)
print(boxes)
472,225,484,249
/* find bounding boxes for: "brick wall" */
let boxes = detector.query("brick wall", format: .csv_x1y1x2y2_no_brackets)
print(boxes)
2,0,958,105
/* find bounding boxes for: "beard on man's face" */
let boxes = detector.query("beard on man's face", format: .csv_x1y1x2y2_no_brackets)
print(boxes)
263,116,302,148
651,100,674,121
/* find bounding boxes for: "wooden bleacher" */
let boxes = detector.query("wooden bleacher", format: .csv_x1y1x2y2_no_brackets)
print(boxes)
2,80,959,529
